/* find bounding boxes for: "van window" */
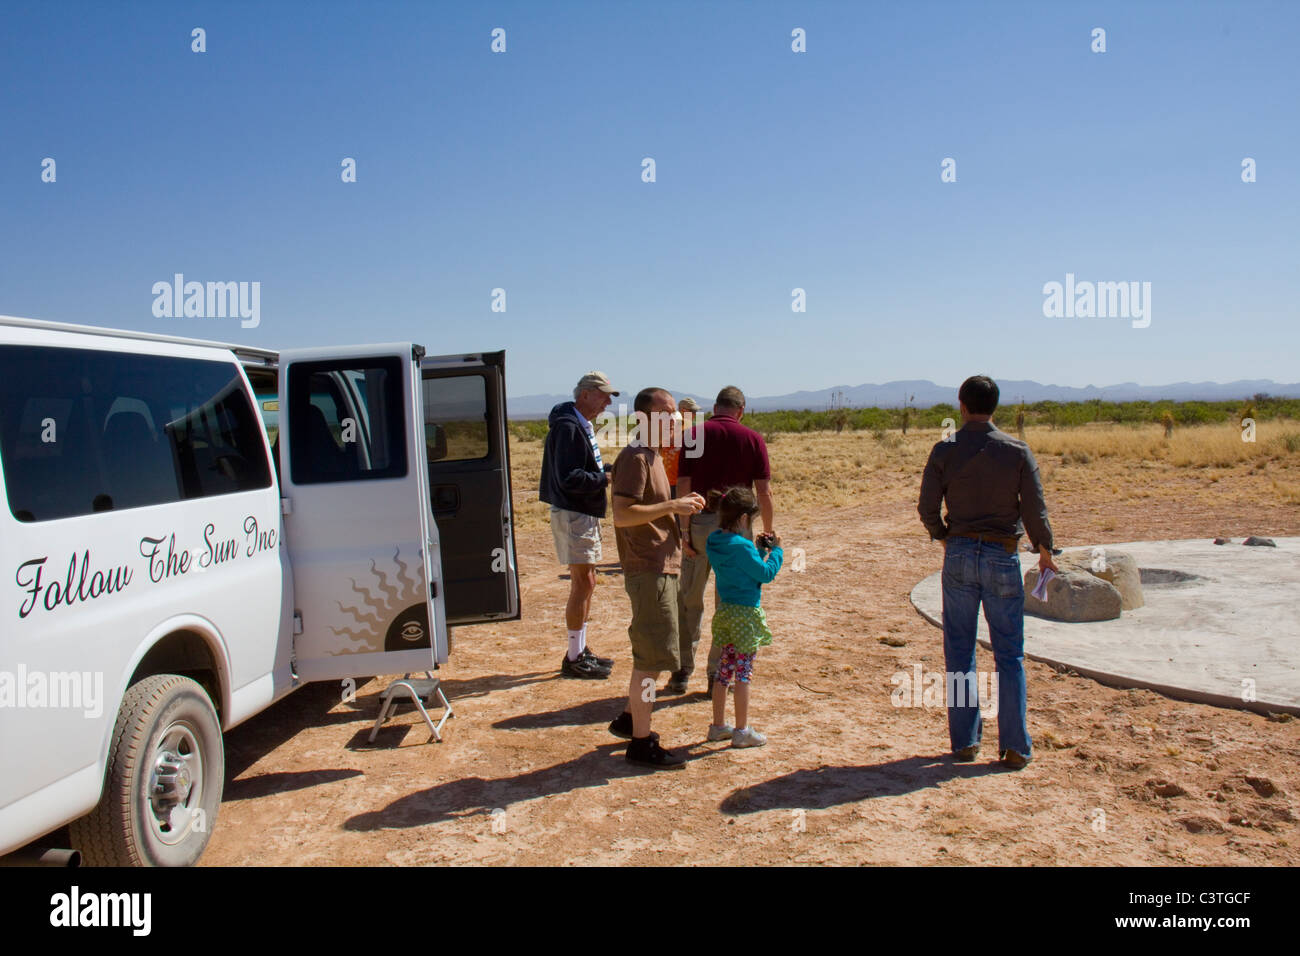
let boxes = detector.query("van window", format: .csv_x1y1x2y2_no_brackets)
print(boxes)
0,345,272,522
422,373,490,462
243,366,280,446
287,358,407,484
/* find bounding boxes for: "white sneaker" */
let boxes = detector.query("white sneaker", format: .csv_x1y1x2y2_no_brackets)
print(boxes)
732,726,767,748
707,723,734,742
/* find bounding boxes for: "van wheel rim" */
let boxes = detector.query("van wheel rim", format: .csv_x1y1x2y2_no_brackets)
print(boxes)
149,722,203,846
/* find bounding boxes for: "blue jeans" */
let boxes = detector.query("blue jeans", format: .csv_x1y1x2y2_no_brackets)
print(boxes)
940,536,1031,758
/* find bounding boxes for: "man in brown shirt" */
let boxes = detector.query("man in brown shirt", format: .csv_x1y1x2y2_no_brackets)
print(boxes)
607,387,704,769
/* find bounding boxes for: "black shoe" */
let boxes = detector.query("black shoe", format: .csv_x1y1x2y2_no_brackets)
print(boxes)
625,736,686,770
581,646,614,669
608,712,658,742
664,670,688,695
953,745,980,763
561,653,609,679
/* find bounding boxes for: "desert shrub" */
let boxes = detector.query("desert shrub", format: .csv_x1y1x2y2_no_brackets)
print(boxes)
852,407,892,431
510,420,549,442
1054,403,1094,427
1174,401,1214,425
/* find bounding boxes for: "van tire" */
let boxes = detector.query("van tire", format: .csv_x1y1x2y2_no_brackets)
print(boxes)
70,674,224,867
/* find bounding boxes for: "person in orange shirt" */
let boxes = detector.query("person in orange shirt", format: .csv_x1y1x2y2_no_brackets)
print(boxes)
660,396,699,496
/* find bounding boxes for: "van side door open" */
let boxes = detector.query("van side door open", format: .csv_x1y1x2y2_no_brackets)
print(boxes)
278,344,447,681
421,351,520,625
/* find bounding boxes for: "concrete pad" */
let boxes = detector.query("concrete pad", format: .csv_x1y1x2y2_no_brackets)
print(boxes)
909,538,1300,715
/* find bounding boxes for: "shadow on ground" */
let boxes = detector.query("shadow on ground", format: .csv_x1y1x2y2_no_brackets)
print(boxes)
344,742,722,830
225,768,365,801
223,681,365,780
436,671,555,700
719,755,1008,815
223,672,557,777
491,691,700,731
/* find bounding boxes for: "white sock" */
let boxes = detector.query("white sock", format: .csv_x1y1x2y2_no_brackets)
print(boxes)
579,623,588,650
567,628,584,661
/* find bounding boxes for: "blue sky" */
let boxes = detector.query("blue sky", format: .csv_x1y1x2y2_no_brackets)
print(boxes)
2,1,1296,398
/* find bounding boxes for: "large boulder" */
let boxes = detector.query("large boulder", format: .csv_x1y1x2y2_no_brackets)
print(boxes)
1054,548,1145,610
1024,568,1122,622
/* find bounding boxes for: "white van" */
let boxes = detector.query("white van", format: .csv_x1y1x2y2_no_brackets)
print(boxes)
0,315,519,865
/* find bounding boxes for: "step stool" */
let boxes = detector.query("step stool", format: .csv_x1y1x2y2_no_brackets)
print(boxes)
369,672,453,744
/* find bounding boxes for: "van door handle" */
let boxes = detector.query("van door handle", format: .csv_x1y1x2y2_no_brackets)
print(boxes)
431,484,459,515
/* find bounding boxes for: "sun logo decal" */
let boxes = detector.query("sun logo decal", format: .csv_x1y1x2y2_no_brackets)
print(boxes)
331,548,432,654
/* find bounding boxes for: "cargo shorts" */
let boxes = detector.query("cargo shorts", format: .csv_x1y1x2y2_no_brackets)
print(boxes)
623,571,681,673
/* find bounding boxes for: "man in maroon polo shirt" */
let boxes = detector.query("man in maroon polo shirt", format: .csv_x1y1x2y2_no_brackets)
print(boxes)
672,385,774,694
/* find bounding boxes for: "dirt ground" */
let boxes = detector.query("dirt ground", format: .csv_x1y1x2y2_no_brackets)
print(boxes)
203,429,1300,866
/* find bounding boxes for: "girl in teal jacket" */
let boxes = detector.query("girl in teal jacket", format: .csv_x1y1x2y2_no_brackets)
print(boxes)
705,486,783,748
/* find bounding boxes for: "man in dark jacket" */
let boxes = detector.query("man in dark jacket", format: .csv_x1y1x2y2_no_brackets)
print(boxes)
540,372,619,678
917,375,1058,770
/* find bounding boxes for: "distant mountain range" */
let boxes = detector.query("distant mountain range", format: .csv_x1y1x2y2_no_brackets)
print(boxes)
507,379,1300,418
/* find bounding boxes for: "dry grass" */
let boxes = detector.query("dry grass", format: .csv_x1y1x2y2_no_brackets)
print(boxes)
765,431,921,508
507,420,1300,532
510,439,549,534
1023,421,1300,468
1274,479,1300,506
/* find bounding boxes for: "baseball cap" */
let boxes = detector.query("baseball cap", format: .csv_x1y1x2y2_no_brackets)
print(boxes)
679,397,701,412
576,371,620,396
